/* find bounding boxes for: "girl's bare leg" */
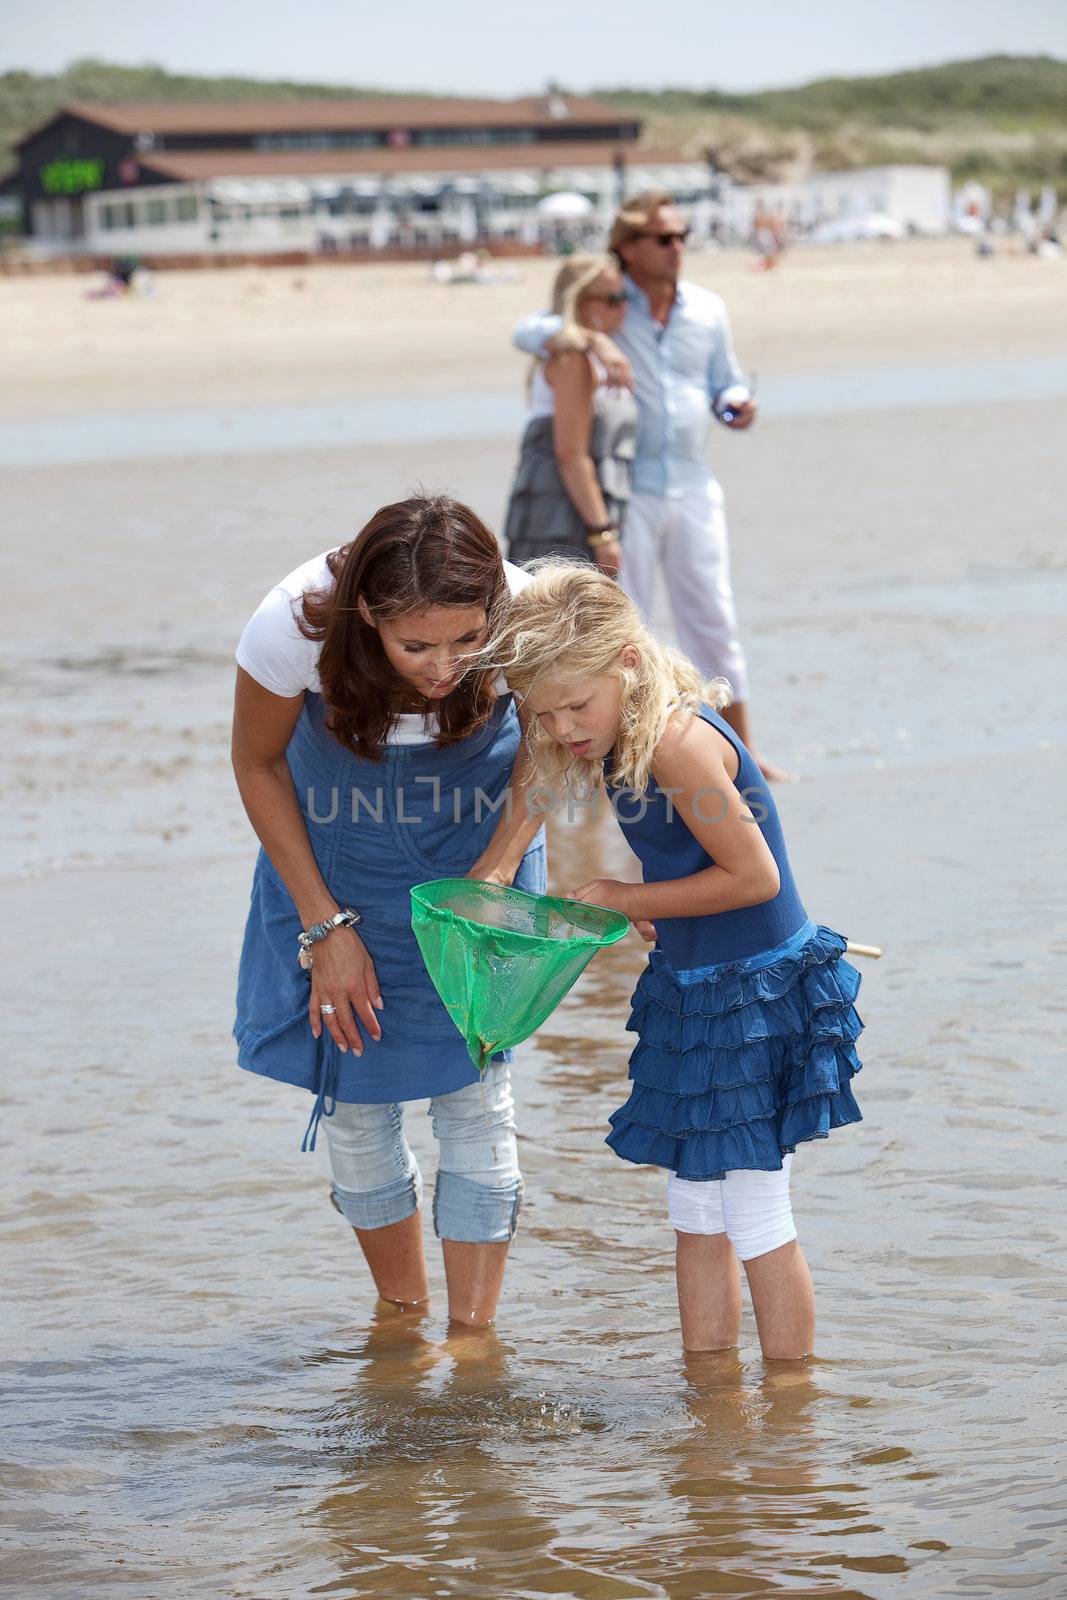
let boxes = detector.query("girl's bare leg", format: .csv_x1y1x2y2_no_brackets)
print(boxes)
352,1212,430,1307
743,1240,815,1360
675,1232,743,1351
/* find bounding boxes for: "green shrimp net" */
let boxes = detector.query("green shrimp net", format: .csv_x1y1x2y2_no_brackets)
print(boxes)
410,879,630,1071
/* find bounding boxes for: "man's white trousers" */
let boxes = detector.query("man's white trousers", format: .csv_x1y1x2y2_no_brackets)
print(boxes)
620,487,750,702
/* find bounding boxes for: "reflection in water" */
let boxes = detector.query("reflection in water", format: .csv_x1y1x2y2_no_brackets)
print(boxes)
308,1308,918,1599
313,1305,584,1597
664,1357,909,1596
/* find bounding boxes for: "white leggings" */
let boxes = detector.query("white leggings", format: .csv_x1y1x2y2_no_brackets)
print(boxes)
667,1156,796,1262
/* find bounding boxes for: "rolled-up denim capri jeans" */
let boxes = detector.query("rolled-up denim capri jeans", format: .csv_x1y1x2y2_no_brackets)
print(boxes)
323,1065,522,1243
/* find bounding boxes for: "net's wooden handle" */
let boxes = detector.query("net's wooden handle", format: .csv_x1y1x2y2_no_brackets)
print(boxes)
846,941,882,960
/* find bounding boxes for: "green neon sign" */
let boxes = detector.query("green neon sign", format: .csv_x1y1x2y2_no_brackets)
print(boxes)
40,158,105,195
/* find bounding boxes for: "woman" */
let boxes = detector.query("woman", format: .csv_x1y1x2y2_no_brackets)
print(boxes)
504,254,638,578
231,496,545,1327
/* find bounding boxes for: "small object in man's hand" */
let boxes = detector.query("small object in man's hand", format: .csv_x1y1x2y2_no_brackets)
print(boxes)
714,384,752,424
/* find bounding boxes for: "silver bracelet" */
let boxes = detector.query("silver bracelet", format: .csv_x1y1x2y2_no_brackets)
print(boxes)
297,907,361,969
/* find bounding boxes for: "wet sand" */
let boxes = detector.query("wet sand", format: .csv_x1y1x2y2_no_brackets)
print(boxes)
2,242,1066,1598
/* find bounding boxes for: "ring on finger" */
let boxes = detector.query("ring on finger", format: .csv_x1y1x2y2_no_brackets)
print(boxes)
320,1002,337,1015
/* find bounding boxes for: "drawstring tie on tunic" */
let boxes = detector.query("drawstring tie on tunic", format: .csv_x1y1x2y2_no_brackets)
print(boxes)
302,1047,340,1152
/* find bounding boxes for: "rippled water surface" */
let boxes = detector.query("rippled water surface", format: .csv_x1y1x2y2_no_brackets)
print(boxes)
3,384,1065,1597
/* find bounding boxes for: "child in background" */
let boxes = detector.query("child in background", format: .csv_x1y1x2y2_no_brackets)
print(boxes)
488,563,863,1359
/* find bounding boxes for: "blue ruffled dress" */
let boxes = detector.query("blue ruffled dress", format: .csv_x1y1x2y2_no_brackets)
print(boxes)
604,707,863,1181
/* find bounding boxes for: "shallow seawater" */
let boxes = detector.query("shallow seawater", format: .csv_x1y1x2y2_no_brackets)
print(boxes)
2,385,1065,1597
2,354,1066,467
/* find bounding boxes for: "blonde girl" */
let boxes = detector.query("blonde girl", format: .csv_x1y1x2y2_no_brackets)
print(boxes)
488,562,864,1360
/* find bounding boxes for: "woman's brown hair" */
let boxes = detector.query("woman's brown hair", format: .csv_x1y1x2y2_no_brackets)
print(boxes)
298,495,508,760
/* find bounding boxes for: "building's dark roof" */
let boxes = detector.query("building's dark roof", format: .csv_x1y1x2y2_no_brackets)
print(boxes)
19,94,634,148
139,141,682,183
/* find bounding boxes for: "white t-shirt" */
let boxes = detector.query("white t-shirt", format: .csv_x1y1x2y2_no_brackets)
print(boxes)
235,549,530,745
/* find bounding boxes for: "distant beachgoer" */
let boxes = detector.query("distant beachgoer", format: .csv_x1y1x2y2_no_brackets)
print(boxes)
504,254,638,578
111,256,138,290
231,496,545,1327
752,205,787,270
1037,222,1062,260
513,189,789,782
488,564,864,1359
85,257,141,300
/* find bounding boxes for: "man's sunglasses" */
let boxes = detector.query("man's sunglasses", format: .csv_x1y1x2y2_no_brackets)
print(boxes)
634,228,690,247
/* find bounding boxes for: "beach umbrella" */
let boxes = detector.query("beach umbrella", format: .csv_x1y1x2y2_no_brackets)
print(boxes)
537,190,593,220
411,879,629,1071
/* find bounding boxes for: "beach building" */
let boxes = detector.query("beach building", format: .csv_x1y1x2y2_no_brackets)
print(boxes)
724,165,951,241
9,96,720,260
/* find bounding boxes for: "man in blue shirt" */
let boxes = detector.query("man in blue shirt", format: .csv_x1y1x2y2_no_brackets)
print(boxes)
514,190,786,780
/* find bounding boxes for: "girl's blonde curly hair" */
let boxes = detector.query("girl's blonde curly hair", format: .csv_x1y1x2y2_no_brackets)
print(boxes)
485,560,731,794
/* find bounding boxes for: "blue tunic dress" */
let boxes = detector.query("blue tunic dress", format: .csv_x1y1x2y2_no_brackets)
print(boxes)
605,706,863,1181
234,690,546,1146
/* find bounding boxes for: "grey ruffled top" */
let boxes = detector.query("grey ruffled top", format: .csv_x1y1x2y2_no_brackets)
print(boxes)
504,368,639,564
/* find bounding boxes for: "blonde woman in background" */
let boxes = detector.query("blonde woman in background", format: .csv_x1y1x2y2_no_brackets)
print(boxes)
504,254,638,577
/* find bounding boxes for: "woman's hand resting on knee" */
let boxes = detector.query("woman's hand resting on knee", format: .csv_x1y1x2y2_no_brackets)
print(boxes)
308,928,383,1055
